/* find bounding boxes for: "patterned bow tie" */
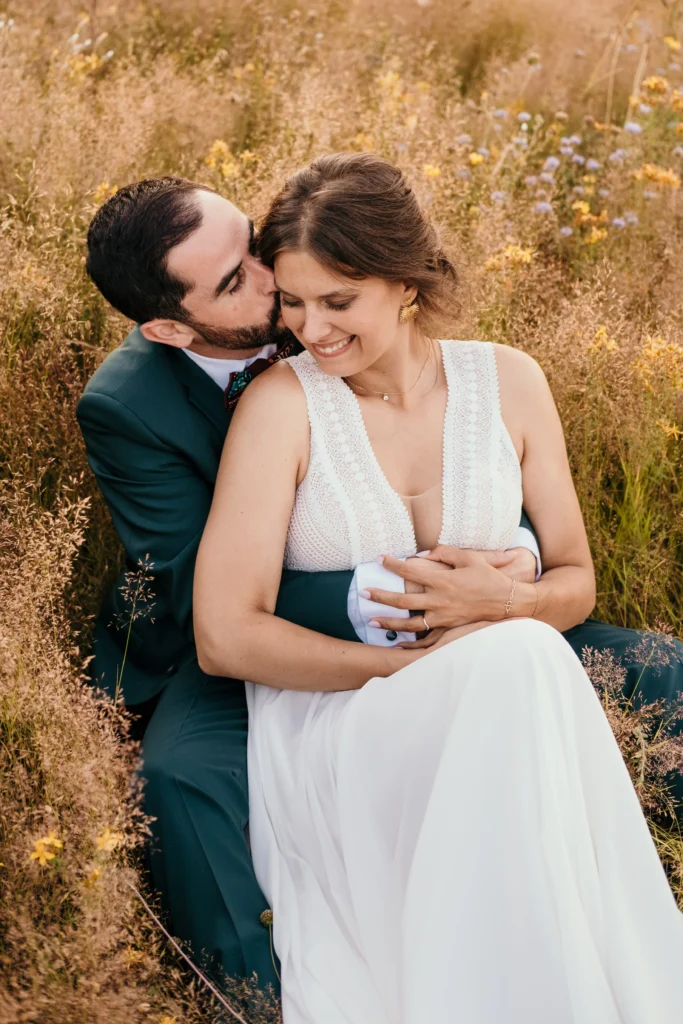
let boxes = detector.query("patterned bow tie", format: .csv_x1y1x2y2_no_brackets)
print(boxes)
224,338,300,411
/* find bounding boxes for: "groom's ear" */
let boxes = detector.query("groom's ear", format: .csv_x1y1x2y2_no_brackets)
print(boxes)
140,318,195,349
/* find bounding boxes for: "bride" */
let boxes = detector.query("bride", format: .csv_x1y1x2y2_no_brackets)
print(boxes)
193,153,683,1023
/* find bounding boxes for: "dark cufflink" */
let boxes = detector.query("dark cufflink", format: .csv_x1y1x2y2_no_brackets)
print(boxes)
385,630,398,642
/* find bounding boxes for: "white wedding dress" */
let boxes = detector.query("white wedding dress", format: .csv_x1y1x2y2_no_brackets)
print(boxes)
245,340,683,1023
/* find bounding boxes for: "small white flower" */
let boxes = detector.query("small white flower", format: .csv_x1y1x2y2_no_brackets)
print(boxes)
571,153,586,165
456,133,472,145
673,145,683,158
477,147,490,158
568,134,582,146
493,108,508,119
669,62,681,72
612,217,626,228
543,156,560,172
625,43,638,54
518,111,532,122
539,172,555,184
524,175,538,186
638,103,652,115
491,190,506,202
624,211,639,226
559,145,573,156
624,121,643,135
609,148,626,163
572,185,585,195
643,189,657,200
586,158,601,171
598,188,610,197
455,168,472,181
560,226,574,236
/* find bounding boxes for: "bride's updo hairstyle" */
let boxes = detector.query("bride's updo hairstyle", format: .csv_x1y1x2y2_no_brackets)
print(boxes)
258,152,459,334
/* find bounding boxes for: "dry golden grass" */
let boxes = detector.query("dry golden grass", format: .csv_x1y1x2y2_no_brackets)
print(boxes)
1,0,683,1019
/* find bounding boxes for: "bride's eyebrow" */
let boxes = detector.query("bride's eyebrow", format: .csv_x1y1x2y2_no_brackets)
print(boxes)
274,283,358,299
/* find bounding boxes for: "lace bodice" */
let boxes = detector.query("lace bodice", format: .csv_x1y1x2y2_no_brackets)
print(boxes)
284,340,522,571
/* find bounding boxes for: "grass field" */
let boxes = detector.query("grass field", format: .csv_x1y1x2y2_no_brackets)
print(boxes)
1,0,683,1020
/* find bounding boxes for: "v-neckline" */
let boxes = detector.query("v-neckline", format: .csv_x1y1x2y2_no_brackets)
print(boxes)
341,340,451,553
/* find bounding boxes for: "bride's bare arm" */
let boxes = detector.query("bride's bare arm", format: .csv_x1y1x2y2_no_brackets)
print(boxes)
495,344,596,631
194,363,420,690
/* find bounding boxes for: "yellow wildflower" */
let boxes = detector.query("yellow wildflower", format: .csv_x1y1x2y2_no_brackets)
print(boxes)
485,244,536,272
664,36,682,52
29,831,63,868
125,948,145,968
85,867,101,886
670,90,683,113
204,139,231,170
590,325,619,352
571,200,591,217
220,160,240,180
239,149,256,163
584,226,607,245
66,52,103,81
675,122,683,135
469,152,484,166
404,113,418,131
416,80,430,94
159,1018,178,1024
92,181,118,205
582,174,597,184
633,163,680,188
642,75,669,94
423,164,441,178
633,336,683,391
657,419,682,439
95,828,124,853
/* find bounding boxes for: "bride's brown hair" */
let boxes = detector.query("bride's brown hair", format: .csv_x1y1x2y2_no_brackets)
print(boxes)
258,152,459,333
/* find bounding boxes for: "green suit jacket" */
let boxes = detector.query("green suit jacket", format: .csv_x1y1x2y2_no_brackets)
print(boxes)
77,327,359,706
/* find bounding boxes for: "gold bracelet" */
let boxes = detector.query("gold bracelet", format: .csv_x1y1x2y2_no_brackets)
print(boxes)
530,582,539,619
504,578,516,617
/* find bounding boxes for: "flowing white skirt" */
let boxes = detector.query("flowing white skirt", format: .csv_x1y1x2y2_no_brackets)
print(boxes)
246,618,683,1023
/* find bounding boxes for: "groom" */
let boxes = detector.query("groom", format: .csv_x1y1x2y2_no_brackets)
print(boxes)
79,176,683,995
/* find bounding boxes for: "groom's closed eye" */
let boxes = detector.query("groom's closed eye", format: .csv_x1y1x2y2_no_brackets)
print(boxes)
214,220,256,298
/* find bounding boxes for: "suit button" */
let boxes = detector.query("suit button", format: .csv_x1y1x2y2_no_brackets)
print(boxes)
385,630,398,642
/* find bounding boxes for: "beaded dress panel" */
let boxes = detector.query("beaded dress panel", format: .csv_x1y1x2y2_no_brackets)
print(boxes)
283,340,523,571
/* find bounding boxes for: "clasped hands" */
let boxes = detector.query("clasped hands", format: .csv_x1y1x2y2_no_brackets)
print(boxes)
363,546,537,649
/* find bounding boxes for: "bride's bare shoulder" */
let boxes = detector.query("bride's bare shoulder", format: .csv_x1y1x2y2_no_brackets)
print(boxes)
233,358,307,422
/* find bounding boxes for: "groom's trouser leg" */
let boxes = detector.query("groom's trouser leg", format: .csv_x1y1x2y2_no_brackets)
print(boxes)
562,617,683,807
139,659,279,995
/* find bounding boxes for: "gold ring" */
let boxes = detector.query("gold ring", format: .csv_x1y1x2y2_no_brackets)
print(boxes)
422,615,431,633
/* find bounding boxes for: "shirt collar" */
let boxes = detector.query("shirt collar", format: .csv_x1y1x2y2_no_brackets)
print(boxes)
183,343,278,392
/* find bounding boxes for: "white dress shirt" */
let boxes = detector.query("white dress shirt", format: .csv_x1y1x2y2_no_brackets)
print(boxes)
183,348,541,647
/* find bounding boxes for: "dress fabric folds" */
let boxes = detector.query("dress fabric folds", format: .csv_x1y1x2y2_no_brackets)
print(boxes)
245,341,683,1023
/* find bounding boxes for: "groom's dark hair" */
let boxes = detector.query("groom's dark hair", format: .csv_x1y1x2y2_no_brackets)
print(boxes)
86,177,217,323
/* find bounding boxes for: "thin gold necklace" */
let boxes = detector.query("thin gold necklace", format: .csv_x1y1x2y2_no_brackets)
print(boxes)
344,344,432,401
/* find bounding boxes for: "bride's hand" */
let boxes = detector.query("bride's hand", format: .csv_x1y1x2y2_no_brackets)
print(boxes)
365,549,516,634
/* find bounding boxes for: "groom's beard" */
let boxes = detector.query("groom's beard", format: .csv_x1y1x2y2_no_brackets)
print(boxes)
182,300,292,352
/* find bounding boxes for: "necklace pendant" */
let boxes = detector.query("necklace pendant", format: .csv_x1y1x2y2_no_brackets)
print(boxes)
383,394,389,401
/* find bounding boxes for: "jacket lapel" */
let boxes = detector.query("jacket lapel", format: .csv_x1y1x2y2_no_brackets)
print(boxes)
163,344,231,439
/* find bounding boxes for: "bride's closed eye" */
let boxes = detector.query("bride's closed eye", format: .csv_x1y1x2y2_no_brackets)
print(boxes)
280,295,354,312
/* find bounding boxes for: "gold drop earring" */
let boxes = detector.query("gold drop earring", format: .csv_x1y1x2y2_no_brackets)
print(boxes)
399,299,419,324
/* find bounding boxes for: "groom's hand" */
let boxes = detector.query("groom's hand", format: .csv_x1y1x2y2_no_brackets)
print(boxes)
365,547,536,634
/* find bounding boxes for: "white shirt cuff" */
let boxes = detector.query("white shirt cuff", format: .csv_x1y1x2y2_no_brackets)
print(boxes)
508,526,542,580
348,560,414,646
